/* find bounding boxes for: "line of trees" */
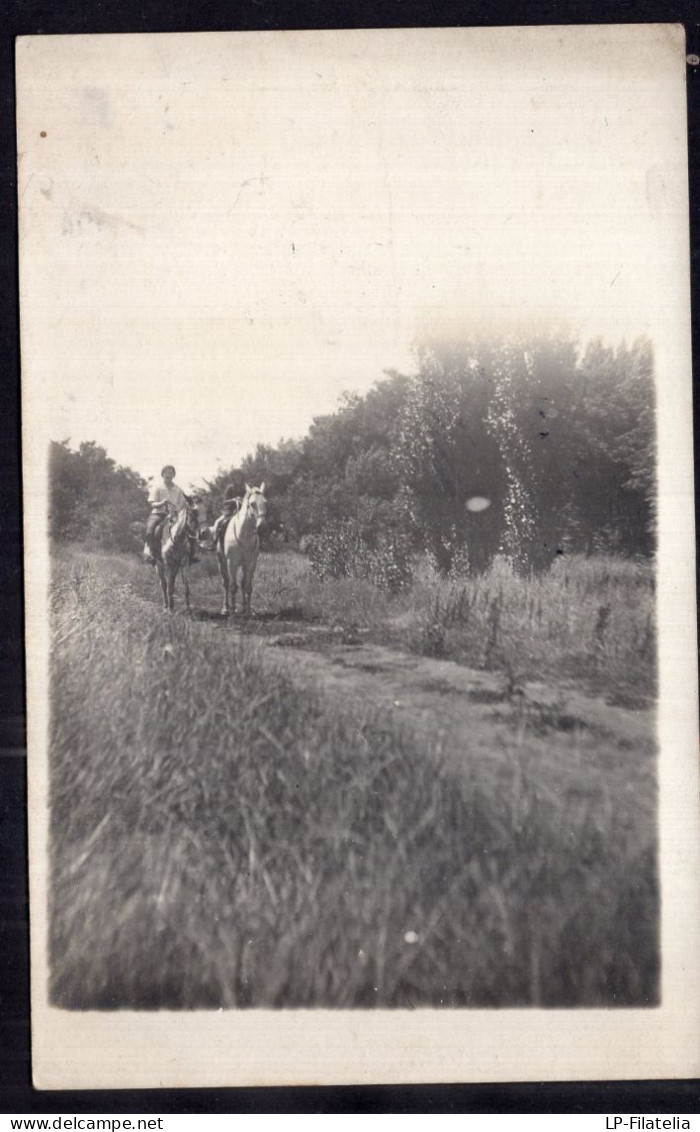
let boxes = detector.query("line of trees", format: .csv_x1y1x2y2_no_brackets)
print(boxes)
204,332,655,577
49,331,656,578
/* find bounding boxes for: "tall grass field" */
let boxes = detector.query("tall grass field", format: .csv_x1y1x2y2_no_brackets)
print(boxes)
48,546,658,1009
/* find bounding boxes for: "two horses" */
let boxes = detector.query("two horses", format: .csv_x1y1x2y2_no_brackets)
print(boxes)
149,485,267,617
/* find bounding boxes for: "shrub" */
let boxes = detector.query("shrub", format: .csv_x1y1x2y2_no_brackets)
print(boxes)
307,518,413,592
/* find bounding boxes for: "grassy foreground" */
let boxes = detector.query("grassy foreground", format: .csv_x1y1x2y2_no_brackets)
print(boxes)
49,547,658,1009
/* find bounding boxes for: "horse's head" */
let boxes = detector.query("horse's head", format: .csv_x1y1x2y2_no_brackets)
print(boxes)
187,495,217,551
182,497,202,538
244,482,268,532
190,496,210,524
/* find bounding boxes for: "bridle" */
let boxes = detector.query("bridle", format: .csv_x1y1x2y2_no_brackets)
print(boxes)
183,501,200,538
239,487,267,530
164,500,199,541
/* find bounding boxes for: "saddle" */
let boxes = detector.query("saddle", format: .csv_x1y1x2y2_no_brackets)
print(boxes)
216,498,242,551
144,516,168,564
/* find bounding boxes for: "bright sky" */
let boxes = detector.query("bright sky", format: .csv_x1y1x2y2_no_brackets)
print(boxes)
18,26,687,489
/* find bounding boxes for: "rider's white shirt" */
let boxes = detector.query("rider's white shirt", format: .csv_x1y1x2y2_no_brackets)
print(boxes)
148,483,187,513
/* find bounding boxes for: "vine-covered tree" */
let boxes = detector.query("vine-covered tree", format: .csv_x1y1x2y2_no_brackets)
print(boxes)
395,340,505,572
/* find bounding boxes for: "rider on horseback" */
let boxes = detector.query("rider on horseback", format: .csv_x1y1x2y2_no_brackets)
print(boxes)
143,465,199,565
212,483,243,550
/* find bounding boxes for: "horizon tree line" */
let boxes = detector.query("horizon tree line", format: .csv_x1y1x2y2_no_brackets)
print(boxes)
49,330,656,579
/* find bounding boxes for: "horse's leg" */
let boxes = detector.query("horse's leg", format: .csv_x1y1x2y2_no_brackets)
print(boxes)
181,564,191,613
167,565,176,612
161,555,177,613
230,563,238,617
218,551,230,617
240,564,251,618
156,562,168,612
243,549,259,618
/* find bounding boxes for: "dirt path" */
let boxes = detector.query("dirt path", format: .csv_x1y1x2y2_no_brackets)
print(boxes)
192,608,653,764
123,552,653,763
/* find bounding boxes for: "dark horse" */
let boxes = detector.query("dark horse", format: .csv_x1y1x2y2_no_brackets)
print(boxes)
152,499,202,613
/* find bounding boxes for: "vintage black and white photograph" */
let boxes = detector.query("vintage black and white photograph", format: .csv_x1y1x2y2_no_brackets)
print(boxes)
18,25,699,1087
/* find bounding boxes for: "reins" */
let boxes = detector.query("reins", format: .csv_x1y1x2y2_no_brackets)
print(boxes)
162,503,198,557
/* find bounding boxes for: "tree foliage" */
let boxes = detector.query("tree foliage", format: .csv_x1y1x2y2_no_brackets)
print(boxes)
212,332,655,576
49,441,148,551
49,332,656,573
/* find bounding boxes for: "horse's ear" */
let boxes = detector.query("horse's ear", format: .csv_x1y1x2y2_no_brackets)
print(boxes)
245,482,252,494
260,481,266,494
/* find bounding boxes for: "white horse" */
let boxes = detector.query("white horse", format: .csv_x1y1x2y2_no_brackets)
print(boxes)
218,483,267,618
